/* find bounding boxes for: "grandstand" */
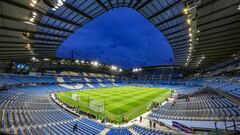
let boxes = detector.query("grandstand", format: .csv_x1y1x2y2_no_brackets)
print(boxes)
0,0,240,135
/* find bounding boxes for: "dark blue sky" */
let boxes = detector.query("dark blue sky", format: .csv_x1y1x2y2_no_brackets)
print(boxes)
56,8,174,69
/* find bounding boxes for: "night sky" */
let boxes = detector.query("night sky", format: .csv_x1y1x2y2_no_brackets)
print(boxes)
56,8,174,69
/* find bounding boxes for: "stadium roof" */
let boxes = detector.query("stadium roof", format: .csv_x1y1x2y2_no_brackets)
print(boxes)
0,0,239,68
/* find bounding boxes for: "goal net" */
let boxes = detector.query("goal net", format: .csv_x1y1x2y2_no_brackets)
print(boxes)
71,94,80,101
89,99,104,113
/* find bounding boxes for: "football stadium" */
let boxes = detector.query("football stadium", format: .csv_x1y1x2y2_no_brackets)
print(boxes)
0,0,240,135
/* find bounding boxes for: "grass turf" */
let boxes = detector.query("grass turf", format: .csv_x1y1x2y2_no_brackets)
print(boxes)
56,86,171,123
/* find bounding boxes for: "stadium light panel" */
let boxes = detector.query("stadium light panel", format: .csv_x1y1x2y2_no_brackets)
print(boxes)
32,0,37,4
29,18,35,22
31,57,39,62
92,61,99,66
183,8,188,14
30,0,37,7
26,43,31,48
110,65,117,70
30,3,35,7
133,68,142,72
33,12,37,16
187,19,191,24
44,58,50,61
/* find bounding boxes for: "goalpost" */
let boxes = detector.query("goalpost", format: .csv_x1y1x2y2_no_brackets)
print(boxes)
71,94,80,101
88,99,105,113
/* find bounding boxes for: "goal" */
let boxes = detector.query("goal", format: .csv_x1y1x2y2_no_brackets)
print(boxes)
89,99,104,113
71,94,80,101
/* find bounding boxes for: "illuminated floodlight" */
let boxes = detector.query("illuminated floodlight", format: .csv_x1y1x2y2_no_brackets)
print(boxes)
44,58,50,61
75,60,79,63
187,19,191,24
30,0,37,7
29,18,34,22
92,61,99,66
33,12,37,16
81,60,84,64
111,65,117,70
32,0,37,4
119,69,122,72
133,68,142,72
26,43,31,48
30,3,35,7
183,8,188,14
31,57,39,62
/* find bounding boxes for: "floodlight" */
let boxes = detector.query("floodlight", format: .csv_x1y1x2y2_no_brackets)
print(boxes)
32,0,37,4
111,65,117,70
44,58,50,61
92,61,99,66
187,19,191,24
29,18,35,22
32,12,37,16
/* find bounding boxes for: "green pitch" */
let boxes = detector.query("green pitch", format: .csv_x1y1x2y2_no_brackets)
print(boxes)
56,86,171,123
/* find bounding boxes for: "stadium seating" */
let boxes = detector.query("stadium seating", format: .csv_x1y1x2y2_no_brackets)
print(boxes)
106,128,132,135
204,77,240,98
0,69,239,135
149,93,240,121
131,125,175,135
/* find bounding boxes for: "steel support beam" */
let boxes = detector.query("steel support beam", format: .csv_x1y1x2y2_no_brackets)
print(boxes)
156,13,185,27
64,3,93,20
136,0,154,10
0,15,73,33
95,0,108,11
148,1,182,20
0,26,67,38
1,0,81,27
